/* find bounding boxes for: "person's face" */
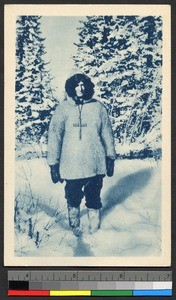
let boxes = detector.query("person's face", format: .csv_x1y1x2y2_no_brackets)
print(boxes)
75,81,85,98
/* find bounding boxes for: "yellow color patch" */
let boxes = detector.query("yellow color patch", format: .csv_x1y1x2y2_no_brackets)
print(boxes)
50,290,91,296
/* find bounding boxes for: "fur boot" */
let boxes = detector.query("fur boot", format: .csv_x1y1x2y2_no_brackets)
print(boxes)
67,205,81,237
87,208,101,234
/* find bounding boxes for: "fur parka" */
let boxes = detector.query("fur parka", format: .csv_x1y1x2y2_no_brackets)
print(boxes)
47,96,116,180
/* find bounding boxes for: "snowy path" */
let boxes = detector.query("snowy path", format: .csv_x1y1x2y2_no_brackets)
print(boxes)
15,158,161,257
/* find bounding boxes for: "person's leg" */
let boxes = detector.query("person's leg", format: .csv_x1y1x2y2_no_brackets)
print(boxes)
84,176,103,209
65,179,84,208
65,179,84,236
84,176,103,233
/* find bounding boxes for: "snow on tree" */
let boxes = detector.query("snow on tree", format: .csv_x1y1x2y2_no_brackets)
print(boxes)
73,16,162,158
16,16,58,144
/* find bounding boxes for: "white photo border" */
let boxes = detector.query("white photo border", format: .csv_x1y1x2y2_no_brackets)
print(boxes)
4,4,171,266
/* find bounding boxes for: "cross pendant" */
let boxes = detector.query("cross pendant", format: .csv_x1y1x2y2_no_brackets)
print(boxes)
73,115,87,140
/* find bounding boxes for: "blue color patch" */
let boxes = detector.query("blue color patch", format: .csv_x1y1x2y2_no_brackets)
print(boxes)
133,289,172,296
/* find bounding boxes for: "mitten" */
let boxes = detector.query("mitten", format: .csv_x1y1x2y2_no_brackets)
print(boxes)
50,164,64,184
106,157,115,177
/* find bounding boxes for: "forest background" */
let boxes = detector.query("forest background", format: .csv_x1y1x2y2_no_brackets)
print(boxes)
15,15,162,159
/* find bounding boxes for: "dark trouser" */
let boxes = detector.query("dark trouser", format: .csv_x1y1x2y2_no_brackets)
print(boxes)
65,175,104,209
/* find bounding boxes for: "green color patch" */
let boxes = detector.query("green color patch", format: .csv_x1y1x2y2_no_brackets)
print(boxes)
91,290,133,296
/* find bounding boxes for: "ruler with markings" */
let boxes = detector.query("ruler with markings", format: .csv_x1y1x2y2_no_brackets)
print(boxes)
8,270,172,297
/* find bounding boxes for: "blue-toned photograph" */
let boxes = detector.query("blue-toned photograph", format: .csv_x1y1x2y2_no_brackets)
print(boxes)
14,14,164,259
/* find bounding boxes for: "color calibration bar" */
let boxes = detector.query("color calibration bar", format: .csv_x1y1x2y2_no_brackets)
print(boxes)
8,281,172,297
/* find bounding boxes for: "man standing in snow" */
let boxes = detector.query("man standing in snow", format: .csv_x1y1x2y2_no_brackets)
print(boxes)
47,73,116,236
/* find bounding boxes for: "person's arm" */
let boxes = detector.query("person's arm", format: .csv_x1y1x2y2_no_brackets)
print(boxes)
47,104,65,183
101,104,116,176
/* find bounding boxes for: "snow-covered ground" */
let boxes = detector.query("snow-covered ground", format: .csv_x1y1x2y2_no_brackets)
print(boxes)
15,157,161,257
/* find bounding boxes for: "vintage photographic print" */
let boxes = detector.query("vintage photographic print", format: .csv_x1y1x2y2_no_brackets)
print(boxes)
4,5,171,266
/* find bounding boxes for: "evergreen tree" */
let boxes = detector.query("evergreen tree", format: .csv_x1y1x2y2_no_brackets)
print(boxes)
16,16,58,144
73,16,162,157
